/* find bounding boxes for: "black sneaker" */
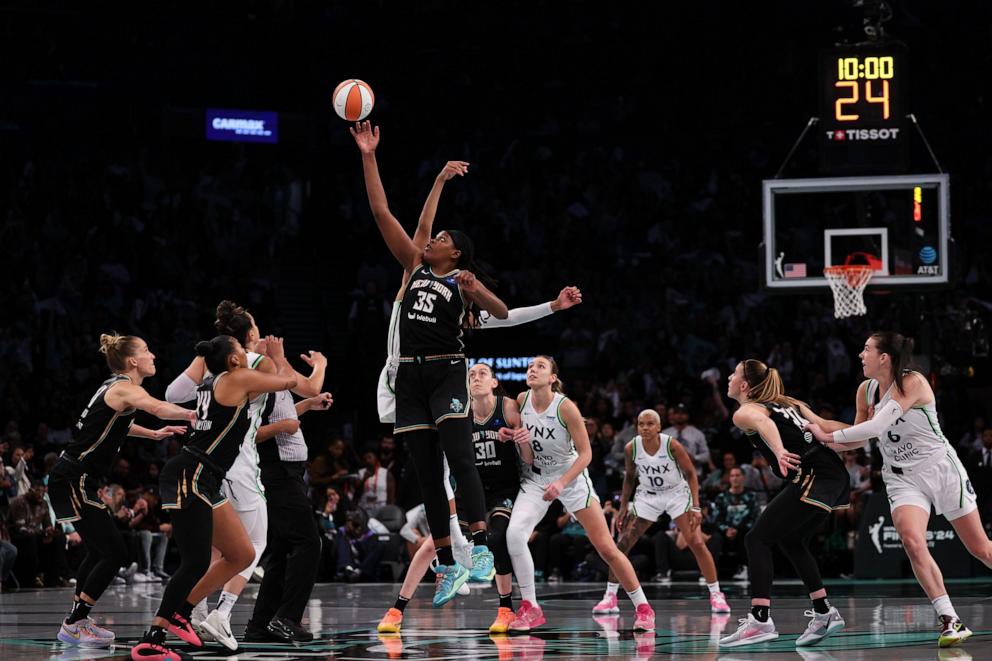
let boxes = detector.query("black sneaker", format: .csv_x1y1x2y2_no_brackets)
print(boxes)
266,616,314,643
243,626,280,643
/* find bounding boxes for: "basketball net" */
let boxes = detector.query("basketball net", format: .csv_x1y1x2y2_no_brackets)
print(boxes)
824,265,873,319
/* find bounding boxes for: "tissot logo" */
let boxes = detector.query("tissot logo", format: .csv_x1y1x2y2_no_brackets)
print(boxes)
825,128,901,141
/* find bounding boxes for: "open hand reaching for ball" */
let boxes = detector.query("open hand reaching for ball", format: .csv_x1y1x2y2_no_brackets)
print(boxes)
350,121,379,154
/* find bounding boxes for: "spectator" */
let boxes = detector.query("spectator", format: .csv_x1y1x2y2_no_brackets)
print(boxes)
959,416,987,454
841,449,872,527
6,444,33,497
0,515,17,592
132,488,171,581
108,457,140,492
357,446,395,515
398,503,430,561
741,451,785,508
702,451,738,499
334,509,386,582
663,403,711,476
9,479,70,587
967,428,992,521
309,438,358,501
710,467,759,579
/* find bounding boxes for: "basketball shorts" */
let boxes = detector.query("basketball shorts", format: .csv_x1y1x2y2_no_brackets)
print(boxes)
49,456,106,524
884,451,977,521
161,452,227,510
394,354,469,434
630,484,693,523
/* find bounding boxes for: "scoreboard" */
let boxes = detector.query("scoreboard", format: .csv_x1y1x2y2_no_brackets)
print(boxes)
819,42,909,174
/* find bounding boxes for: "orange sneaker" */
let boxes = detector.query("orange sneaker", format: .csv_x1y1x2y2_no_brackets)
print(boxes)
489,607,515,634
377,607,403,634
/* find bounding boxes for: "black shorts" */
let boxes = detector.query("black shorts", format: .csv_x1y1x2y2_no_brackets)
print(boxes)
160,452,227,510
49,457,106,524
394,354,469,434
794,451,851,511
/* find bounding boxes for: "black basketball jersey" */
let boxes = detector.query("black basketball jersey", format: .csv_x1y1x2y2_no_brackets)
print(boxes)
399,265,466,355
186,373,250,475
67,375,135,476
472,396,520,498
747,402,842,480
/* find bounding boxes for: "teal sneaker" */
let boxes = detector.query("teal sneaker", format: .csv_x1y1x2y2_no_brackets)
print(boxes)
432,563,470,608
469,545,496,583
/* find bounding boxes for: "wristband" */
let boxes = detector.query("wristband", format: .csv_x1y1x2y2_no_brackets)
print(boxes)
690,507,701,513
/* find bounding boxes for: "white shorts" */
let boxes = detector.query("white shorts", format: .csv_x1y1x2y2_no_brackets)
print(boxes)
630,485,692,523
884,451,977,521
233,504,268,580
221,471,266,513
516,469,598,515
377,361,398,424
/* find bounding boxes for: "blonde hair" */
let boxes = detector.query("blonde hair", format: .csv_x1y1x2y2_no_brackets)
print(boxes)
534,355,565,394
740,359,797,407
99,333,141,372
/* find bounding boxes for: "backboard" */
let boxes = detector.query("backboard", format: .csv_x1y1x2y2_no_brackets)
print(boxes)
763,174,950,290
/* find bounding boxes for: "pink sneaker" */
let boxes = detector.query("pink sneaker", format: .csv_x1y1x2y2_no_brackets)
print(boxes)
166,612,202,648
709,591,731,613
719,613,779,647
632,603,655,631
508,600,546,632
592,592,620,614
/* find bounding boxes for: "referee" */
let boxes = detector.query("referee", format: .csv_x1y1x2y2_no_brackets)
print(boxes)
245,351,332,643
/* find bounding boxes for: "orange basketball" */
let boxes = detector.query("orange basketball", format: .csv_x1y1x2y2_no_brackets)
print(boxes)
333,79,374,121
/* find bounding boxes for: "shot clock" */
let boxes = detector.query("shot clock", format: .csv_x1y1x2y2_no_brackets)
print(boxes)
819,42,909,174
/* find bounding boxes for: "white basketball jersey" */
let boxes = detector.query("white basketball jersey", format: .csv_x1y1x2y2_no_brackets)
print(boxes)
520,391,576,476
386,301,401,363
866,376,950,468
224,351,267,509
633,434,685,495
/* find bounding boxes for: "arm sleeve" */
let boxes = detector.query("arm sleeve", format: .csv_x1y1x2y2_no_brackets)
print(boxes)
477,302,554,330
165,372,198,404
832,400,905,443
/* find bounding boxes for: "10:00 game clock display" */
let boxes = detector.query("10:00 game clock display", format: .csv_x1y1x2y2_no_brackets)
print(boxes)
819,42,909,174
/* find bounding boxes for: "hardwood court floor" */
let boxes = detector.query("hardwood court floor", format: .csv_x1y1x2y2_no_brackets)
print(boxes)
1,578,989,660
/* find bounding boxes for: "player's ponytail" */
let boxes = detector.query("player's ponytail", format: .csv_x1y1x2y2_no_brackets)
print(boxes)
214,300,254,347
741,358,796,407
870,331,916,394
195,335,236,375
98,332,141,372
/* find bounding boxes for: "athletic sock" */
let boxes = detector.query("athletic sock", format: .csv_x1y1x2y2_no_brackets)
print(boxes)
216,591,238,618
499,592,513,610
812,597,831,615
707,581,721,594
625,586,647,608
932,595,958,619
66,599,93,625
471,529,489,548
605,582,620,598
394,595,410,613
751,605,770,622
436,545,455,567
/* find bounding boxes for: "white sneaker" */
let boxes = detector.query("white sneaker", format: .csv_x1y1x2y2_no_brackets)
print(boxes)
719,613,779,647
191,600,213,642
732,566,749,581
201,609,238,651
453,539,474,570
132,571,155,583
457,582,471,596
796,607,845,646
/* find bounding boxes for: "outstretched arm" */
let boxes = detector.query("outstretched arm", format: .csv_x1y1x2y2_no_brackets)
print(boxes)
110,385,196,424
456,272,509,319
350,121,421,270
476,286,582,329
413,161,469,251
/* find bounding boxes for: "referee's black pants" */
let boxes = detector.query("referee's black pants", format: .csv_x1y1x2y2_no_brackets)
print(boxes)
247,461,321,630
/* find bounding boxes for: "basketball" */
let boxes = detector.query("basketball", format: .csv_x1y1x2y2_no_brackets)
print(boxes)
333,79,375,121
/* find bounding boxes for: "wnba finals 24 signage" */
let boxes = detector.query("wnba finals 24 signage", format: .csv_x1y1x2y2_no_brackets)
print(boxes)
854,491,970,578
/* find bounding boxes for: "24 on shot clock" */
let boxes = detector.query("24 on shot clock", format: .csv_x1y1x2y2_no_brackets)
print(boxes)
819,42,909,174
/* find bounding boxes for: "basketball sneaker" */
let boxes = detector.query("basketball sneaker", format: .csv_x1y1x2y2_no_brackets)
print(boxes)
633,603,656,631
377,608,403,634
166,612,202,647
592,592,620,614
432,563,469,608
57,619,114,648
796,607,845,646
489,607,515,634
201,610,238,651
468,546,495,582
709,590,731,613
508,600,546,632
131,628,191,661
938,615,972,648
719,613,779,647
